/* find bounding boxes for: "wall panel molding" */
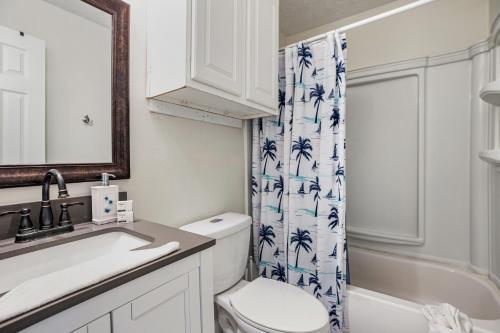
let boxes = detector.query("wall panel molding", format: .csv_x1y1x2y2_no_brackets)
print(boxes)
347,68,425,245
348,40,490,80
347,42,490,248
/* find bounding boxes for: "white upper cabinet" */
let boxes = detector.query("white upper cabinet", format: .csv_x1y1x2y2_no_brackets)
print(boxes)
146,0,278,119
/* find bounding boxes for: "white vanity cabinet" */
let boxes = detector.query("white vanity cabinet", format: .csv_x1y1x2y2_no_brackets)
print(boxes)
21,249,214,333
146,0,279,119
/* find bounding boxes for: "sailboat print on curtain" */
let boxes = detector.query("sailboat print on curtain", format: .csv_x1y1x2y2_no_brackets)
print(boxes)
252,32,348,332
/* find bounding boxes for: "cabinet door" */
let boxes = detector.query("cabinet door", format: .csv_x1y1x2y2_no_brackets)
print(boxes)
71,314,111,333
191,0,244,96
112,272,201,333
246,0,278,109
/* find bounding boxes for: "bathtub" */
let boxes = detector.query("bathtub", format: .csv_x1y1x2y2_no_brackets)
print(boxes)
347,247,500,333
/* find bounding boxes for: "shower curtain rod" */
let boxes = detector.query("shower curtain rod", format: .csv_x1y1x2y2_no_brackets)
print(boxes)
281,0,436,50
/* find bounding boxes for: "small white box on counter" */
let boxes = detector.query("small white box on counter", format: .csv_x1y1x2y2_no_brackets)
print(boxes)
117,211,134,223
117,200,133,212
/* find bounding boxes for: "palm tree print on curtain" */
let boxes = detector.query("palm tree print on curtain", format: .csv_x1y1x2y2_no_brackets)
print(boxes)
252,32,348,332
298,43,312,84
292,137,313,176
310,83,325,123
274,175,284,213
278,89,286,126
262,138,277,175
259,224,276,260
290,228,313,267
309,176,321,217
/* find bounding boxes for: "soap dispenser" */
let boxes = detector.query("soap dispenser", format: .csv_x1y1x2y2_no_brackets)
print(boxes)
91,173,118,224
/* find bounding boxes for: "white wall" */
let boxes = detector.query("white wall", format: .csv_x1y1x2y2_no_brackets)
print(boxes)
0,0,112,163
282,0,492,272
284,0,490,71
0,0,246,227
491,0,500,25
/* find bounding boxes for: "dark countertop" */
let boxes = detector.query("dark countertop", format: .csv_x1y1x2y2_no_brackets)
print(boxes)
0,220,215,333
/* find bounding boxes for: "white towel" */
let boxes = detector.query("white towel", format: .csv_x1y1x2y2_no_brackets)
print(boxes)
0,241,180,323
422,303,473,333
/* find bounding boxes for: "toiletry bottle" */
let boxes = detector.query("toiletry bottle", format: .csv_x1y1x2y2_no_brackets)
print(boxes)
91,173,118,224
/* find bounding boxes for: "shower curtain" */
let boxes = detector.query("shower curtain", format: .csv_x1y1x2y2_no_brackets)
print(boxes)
251,32,348,332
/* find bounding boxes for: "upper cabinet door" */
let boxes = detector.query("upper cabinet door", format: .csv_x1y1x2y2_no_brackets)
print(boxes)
191,0,244,96
246,0,278,110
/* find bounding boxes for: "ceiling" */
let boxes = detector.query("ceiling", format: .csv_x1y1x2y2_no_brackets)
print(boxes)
280,0,399,36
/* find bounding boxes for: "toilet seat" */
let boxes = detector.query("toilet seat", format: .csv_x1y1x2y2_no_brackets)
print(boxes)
228,278,329,333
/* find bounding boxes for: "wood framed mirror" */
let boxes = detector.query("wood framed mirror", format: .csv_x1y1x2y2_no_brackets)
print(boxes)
0,0,129,188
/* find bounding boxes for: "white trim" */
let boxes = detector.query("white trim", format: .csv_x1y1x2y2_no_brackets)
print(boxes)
347,68,426,246
147,99,243,128
243,120,252,215
200,249,215,333
479,150,500,165
468,40,492,59
490,271,500,290
348,40,490,80
491,13,500,43
347,226,424,246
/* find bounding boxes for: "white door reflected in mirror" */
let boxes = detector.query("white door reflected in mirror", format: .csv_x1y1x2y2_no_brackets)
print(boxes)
0,26,45,165
0,0,113,165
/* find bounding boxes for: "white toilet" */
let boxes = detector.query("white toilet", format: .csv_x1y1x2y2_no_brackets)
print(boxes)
181,212,329,333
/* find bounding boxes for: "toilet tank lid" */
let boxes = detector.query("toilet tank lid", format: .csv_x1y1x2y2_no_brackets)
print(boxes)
180,212,251,239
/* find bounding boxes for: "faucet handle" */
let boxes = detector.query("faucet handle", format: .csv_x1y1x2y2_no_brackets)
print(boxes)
59,202,84,227
0,208,35,235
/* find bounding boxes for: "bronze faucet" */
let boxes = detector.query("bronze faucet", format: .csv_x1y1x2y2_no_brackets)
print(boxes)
0,169,83,242
39,169,69,229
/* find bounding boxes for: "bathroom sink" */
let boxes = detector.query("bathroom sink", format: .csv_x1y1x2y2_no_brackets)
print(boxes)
0,232,150,295
0,228,180,324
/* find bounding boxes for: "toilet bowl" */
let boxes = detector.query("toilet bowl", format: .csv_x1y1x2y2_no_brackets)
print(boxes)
181,213,329,333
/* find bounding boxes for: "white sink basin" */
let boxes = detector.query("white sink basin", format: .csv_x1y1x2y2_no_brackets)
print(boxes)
0,231,180,323
0,232,149,295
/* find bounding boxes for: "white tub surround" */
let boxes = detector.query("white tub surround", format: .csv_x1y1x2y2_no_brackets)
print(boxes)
345,37,495,280
344,10,500,291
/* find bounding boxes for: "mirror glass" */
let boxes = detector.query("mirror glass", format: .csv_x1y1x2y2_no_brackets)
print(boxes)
0,0,112,165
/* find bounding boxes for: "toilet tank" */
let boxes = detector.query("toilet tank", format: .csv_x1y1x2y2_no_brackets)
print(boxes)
180,212,252,294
